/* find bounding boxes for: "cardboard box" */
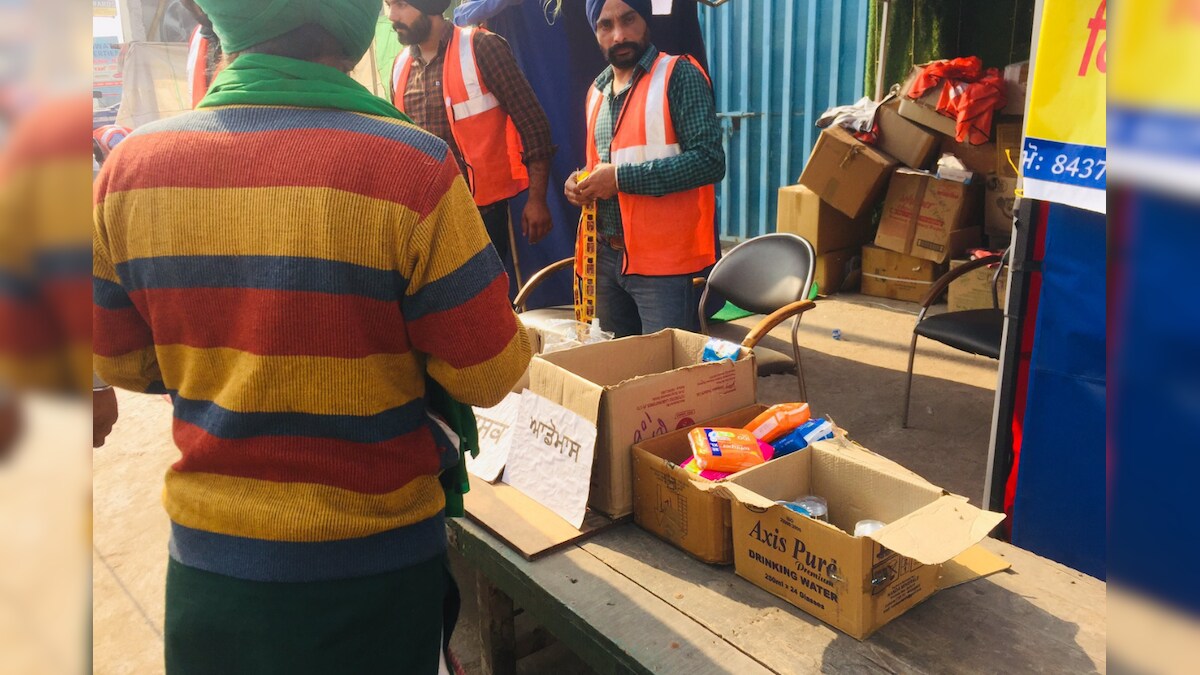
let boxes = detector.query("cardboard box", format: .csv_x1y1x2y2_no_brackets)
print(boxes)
876,99,941,170
799,126,898,219
530,329,758,519
1000,61,1029,116
983,174,1018,234
632,405,769,564
948,259,1008,312
860,244,944,304
939,136,998,176
994,119,1023,178
718,437,1007,639
813,247,860,295
776,184,875,254
897,66,958,137
875,170,983,264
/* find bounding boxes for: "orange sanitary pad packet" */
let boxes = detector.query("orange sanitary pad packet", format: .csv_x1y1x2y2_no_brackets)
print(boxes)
688,427,766,473
745,402,811,442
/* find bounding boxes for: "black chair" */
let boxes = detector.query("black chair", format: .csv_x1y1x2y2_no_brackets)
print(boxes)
902,252,1007,428
697,233,817,400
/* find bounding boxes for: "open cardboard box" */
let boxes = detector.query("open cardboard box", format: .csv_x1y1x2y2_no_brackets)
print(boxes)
632,404,769,564
531,329,758,519
708,436,1008,639
633,404,852,565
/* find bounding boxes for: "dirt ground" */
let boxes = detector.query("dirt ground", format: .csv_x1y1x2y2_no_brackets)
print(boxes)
92,293,1000,674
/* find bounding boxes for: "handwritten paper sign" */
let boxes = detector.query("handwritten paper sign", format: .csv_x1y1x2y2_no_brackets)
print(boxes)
468,392,522,483
503,390,597,528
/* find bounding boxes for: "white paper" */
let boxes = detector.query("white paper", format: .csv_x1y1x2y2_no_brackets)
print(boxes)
467,392,522,482
502,391,597,529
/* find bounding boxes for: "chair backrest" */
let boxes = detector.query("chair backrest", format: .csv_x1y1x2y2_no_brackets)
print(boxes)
702,233,815,316
989,247,1012,309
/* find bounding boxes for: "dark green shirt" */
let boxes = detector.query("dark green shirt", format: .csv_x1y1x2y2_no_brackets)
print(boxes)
592,45,725,238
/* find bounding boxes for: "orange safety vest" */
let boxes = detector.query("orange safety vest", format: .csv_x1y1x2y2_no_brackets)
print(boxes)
391,26,529,207
186,27,211,109
582,53,716,277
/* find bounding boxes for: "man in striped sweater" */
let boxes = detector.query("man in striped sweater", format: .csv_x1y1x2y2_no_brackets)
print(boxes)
92,2,530,672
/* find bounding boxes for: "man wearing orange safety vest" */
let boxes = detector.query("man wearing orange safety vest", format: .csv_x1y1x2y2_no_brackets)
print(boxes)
386,0,555,263
565,0,724,338
182,0,222,108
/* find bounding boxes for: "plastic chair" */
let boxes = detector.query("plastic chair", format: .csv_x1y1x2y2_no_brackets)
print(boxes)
902,252,1007,428
697,233,817,400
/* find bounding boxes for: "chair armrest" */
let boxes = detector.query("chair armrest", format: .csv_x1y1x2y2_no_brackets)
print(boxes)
917,254,1003,308
741,299,817,349
513,257,574,311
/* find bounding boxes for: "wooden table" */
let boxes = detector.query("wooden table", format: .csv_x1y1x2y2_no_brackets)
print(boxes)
449,518,1105,674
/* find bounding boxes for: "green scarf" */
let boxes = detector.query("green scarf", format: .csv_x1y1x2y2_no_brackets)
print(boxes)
197,53,411,123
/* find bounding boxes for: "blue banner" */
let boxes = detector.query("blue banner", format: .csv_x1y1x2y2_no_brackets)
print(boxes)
1021,138,1107,190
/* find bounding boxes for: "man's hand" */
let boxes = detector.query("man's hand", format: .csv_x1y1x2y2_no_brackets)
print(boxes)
521,197,553,244
576,163,619,203
564,170,590,208
93,387,118,448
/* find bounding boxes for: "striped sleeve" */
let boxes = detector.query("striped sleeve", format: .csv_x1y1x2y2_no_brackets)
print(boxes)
400,159,531,408
92,203,165,394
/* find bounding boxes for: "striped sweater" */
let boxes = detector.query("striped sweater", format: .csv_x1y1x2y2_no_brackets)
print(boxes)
92,106,531,582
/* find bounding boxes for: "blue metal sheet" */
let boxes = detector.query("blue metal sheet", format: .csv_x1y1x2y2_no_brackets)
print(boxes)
700,0,870,241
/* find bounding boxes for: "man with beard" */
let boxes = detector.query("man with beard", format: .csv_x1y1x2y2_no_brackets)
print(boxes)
181,0,222,107
386,0,555,264
564,0,724,338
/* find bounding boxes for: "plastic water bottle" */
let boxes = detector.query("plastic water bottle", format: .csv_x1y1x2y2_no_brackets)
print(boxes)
854,519,885,537
776,495,828,522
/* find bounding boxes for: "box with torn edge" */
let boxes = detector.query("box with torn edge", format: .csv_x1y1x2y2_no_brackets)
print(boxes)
707,436,1008,640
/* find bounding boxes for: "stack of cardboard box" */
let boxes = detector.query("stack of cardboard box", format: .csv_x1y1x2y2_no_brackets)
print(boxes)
778,60,1026,304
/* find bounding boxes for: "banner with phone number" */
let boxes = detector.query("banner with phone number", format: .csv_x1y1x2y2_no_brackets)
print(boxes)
1021,0,1106,214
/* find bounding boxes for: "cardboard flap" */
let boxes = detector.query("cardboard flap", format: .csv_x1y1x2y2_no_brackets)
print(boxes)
463,474,619,560
696,480,776,510
811,437,939,491
937,544,1012,590
867,495,1005,565
528,358,604,424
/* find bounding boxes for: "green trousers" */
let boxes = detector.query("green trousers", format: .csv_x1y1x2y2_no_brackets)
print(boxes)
164,554,458,674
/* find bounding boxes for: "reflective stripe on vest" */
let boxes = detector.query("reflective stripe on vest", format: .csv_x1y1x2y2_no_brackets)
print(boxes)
449,27,500,120
187,27,210,109
393,26,528,206
391,49,412,107
611,56,681,165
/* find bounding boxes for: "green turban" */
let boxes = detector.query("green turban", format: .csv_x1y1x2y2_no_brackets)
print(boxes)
195,0,381,60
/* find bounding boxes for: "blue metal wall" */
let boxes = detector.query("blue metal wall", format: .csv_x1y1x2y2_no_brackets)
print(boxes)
699,0,870,240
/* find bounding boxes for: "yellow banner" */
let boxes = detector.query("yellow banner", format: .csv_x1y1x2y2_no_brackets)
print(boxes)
1111,0,1200,112
1021,0,1107,212
1108,0,1200,196
1025,0,1106,148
